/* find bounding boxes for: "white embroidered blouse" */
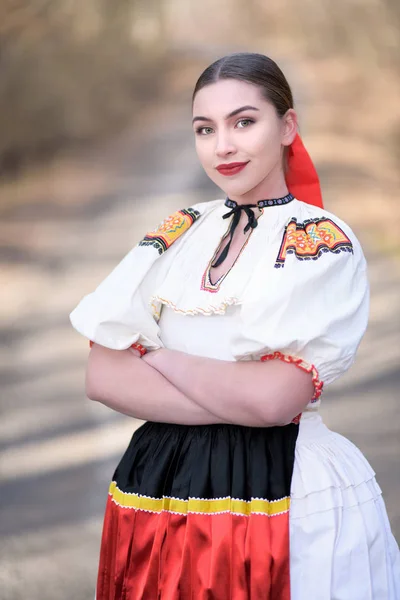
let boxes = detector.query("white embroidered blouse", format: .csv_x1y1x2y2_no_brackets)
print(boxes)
70,197,369,410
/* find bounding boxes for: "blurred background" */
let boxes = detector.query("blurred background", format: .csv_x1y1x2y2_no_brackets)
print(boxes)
1,1,399,598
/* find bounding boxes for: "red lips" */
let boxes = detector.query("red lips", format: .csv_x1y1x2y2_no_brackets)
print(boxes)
216,161,249,176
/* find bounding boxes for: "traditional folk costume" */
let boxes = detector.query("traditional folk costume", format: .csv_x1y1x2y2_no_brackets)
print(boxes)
70,136,400,599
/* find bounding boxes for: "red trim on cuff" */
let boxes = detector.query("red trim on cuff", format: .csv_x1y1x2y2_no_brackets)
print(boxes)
88,340,147,356
260,351,323,403
130,343,147,357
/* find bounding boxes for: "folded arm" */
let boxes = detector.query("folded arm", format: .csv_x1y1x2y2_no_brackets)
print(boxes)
86,344,226,425
144,349,315,426
87,345,314,427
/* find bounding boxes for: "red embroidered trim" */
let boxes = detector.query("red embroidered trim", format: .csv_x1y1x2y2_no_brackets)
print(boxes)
200,208,263,293
201,231,253,294
89,340,147,356
130,343,147,357
260,351,323,404
290,413,301,425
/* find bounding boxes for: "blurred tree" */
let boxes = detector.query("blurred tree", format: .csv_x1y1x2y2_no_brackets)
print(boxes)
0,0,169,175
0,0,398,177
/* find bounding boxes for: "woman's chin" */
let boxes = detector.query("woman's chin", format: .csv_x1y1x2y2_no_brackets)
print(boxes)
218,182,256,201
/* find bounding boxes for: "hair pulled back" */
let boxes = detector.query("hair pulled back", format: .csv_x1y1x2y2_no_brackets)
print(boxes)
192,52,293,118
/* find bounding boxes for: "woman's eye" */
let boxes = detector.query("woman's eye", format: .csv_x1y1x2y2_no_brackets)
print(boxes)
236,119,254,129
196,126,214,135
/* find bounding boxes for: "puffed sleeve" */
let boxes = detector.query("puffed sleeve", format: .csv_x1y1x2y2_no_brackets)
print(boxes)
69,205,203,350
232,219,369,402
69,245,165,351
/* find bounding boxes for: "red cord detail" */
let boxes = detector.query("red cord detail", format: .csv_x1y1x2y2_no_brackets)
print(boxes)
260,351,323,404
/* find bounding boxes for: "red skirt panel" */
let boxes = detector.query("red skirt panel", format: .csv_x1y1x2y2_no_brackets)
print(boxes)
98,492,290,600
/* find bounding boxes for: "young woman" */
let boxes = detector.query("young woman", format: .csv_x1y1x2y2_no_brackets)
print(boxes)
70,53,400,599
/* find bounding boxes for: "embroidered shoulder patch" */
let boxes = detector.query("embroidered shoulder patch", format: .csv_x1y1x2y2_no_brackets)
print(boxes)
275,217,353,268
139,207,200,254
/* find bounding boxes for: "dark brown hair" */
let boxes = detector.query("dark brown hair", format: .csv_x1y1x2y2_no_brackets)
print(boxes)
192,52,293,117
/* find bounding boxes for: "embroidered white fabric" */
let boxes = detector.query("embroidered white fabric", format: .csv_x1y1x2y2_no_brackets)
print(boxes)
71,197,400,597
70,199,369,389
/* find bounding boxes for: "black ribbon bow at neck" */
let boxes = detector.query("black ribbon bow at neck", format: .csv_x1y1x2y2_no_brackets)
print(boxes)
211,193,295,269
211,202,258,268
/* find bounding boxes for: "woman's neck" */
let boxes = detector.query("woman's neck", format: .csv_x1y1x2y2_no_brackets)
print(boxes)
227,168,289,206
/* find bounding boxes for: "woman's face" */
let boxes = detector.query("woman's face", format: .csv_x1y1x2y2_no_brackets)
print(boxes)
192,79,297,201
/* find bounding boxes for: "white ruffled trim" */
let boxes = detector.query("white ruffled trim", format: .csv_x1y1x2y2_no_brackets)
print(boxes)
290,415,400,599
290,415,382,518
150,294,240,318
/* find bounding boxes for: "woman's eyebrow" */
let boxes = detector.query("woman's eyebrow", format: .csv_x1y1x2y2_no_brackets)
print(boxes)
192,105,260,125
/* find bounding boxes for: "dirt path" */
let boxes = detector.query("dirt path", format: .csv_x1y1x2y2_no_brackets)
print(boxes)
1,78,399,599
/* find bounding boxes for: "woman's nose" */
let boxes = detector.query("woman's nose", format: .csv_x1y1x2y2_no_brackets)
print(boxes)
215,132,236,158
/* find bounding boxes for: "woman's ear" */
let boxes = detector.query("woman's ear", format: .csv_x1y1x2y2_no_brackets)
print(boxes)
281,109,298,147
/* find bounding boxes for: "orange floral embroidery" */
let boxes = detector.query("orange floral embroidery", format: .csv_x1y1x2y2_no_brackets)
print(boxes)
260,351,323,404
275,217,352,268
139,208,200,254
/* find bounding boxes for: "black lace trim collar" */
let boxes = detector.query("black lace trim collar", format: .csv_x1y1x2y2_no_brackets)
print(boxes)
225,193,294,209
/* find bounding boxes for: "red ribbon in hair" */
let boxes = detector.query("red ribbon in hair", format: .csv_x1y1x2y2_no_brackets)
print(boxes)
286,134,324,208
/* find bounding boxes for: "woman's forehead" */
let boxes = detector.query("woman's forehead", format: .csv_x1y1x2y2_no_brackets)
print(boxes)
192,80,266,116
